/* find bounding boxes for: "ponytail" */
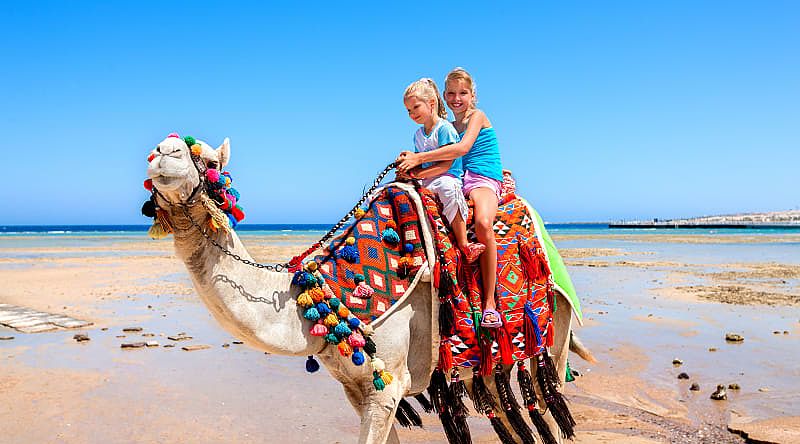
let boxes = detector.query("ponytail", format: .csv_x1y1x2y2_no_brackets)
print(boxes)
404,77,448,119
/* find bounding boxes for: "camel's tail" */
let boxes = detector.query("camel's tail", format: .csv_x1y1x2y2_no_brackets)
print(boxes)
569,331,597,364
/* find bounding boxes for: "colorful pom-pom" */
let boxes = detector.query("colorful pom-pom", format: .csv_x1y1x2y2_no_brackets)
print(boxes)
334,321,352,337
371,358,386,372
144,178,153,191
183,136,196,146
345,236,356,246
141,200,156,218
338,305,350,318
310,323,328,336
354,274,365,285
404,243,414,254
309,287,325,303
347,317,361,329
354,208,366,218
347,332,366,348
380,370,393,385
292,270,310,287
303,307,320,321
323,313,339,328
207,169,220,183
339,245,359,263
328,297,341,309
167,132,180,139
353,282,374,299
296,291,313,308
190,144,202,156
324,333,340,344
229,188,240,200
352,350,365,365
386,220,397,229
305,355,320,373
337,341,353,357
382,228,400,244
315,302,331,316
147,153,156,163
305,261,318,272
373,371,386,391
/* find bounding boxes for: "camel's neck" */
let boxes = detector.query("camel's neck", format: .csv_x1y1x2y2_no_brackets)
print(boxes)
167,202,321,356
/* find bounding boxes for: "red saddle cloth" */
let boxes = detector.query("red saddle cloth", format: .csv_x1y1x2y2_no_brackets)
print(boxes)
316,182,555,373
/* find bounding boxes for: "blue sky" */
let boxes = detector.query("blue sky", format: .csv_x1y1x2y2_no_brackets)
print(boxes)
1,1,798,224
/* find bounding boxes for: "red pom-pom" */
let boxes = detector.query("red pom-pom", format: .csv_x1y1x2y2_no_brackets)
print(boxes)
147,153,156,162
231,205,245,222
143,179,153,191
167,132,180,138
386,220,397,230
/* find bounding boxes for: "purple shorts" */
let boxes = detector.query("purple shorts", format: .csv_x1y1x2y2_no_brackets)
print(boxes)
462,170,502,200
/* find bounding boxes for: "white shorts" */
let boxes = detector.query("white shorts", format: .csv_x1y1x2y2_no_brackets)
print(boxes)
421,175,469,224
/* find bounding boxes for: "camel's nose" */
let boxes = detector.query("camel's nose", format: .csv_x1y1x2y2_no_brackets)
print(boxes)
156,144,177,155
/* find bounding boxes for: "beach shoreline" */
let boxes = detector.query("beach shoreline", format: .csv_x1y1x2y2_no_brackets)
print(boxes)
1,231,798,443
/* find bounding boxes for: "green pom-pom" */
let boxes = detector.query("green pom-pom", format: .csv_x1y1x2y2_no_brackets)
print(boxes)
324,333,340,344
183,136,196,147
329,297,341,309
354,274,365,285
372,371,386,390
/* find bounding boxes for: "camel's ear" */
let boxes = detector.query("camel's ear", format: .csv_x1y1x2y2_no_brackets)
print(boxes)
216,138,230,168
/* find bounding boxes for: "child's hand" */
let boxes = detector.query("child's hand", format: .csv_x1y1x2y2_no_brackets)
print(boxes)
395,170,411,181
397,152,422,173
395,151,413,164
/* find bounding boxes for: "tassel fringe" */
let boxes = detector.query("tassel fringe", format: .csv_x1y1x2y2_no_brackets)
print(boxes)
494,365,536,444
536,352,576,439
395,399,422,428
518,362,558,444
414,393,434,413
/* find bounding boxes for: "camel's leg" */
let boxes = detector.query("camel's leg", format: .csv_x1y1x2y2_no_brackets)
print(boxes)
531,290,573,444
357,373,408,444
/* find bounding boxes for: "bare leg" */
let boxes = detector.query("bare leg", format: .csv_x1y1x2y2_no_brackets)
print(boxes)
470,188,499,319
450,211,469,249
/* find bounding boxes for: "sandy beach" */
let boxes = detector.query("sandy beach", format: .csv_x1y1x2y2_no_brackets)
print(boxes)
1,231,799,443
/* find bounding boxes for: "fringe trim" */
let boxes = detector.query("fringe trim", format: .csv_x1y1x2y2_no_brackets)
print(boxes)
536,352,576,439
518,362,558,444
414,393,434,414
494,365,536,444
395,399,422,428
427,370,470,444
471,374,516,444
489,414,518,444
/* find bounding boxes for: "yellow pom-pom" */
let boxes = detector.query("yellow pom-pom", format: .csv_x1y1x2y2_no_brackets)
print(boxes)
345,236,356,246
148,222,169,240
354,208,366,218
296,291,314,308
323,313,339,328
190,144,202,156
380,371,393,385
309,287,325,303
338,341,353,356
305,261,318,272
338,305,350,318
371,358,385,372
225,177,231,187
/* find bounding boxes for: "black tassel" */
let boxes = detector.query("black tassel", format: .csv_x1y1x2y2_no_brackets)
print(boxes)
494,365,536,444
396,399,423,428
469,375,497,414
428,370,464,444
489,415,519,444
447,371,473,444
414,393,434,413
536,353,576,439
518,362,558,444
439,298,456,336
363,336,377,357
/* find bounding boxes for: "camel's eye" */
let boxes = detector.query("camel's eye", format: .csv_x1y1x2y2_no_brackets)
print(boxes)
208,161,218,169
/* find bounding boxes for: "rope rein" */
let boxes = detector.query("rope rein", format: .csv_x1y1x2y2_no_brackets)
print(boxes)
171,162,397,273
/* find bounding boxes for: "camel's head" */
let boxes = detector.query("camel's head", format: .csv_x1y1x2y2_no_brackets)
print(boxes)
147,133,230,203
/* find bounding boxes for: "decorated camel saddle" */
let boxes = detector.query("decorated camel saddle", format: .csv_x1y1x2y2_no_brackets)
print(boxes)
296,172,583,375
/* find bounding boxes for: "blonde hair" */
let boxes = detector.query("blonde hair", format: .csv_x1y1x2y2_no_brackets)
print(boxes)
445,67,477,107
404,78,448,119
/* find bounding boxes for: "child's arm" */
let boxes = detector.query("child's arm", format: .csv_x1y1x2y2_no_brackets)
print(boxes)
397,111,486,172
410,160,454,179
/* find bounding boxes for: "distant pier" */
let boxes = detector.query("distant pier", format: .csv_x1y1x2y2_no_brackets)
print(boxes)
608,222,800,229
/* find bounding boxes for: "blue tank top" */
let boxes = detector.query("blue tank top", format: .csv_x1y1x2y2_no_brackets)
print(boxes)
459,127,503,181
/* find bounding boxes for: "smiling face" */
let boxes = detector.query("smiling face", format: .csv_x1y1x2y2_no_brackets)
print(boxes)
404,96,436,126
146,136,231,204
444,79,475,116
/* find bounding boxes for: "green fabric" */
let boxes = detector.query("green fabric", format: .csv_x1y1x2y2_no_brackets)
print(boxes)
530,208,583,323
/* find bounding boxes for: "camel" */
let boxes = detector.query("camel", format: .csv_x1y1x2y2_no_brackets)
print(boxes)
146,134,582,444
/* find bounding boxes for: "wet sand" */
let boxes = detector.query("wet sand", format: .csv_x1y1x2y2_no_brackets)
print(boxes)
1,233,799,443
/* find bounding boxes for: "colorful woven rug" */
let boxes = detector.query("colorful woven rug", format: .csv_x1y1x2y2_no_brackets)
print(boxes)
315,181,556,373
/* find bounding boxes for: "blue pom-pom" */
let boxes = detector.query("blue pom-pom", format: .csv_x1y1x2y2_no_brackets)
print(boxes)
328,297,341,309
324,333,340,344
292,270,307,287
404,243,414,254
227,213,238,228
351,350,365,366
303,307,320,321
339,245,359,263
348,317,361,329
228,188,240,200
382,228,400,244
306,355,320,373
304,273,317,288
316,302,331,316
334,321,352,337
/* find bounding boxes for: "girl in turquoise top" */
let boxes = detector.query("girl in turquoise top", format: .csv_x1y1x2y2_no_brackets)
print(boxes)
397,67,504,328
